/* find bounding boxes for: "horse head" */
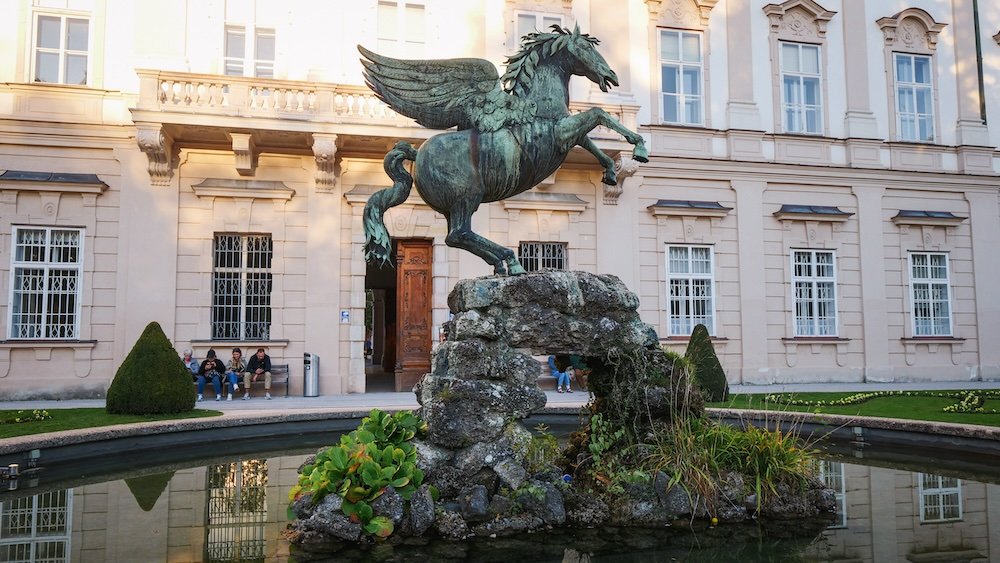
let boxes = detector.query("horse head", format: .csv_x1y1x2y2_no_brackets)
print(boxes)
564,24,619,92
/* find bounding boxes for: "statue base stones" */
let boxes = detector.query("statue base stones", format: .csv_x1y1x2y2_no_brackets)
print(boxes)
286,271,835,554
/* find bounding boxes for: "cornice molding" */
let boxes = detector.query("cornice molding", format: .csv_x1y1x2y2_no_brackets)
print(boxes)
191,178,295,200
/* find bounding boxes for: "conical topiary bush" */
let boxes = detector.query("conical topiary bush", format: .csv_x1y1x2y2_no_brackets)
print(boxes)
684,324,729,402
125,471,176,512
106,321,196,414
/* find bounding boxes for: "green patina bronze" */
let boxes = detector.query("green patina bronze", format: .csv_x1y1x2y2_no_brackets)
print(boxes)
360,25,647,275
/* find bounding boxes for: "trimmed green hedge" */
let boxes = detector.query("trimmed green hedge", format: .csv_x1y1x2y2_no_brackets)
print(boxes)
106,322,196,415
685,324,729,402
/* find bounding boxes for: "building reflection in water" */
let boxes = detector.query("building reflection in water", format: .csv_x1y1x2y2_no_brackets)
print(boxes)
0,456,997,562
205,459,268,563
0,489,72,562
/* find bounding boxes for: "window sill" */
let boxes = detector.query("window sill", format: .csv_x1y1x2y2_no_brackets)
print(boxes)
901,337,964,344
0,340,97,349
661,336,729,343
781,337,850,343
190,339,289,349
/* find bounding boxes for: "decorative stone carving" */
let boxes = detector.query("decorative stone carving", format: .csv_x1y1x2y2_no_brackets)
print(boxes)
763,0,836,39
604,155,639,205
228,132,257,176
877,8,947,51
312,133,338,191
646,0,718,27
136,125,175,186
994,30,1000,46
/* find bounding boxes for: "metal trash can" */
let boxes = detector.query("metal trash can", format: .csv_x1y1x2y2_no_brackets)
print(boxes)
303,353,320,397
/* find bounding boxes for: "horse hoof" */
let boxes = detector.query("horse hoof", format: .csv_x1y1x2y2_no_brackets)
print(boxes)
602,171,617,185
632,145,649,163
507,261,527,276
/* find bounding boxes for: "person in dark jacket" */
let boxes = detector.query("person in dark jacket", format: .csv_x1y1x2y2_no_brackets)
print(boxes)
242,348,273,400
197,349,225,402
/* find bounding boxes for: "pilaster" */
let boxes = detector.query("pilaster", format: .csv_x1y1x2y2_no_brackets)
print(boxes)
725,0,760,130
966,191,1000,379
852,185,890,381
734,179,767,384
841,0,879,139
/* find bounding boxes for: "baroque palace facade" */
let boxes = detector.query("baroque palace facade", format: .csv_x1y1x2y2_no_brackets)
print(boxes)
0,0,999,399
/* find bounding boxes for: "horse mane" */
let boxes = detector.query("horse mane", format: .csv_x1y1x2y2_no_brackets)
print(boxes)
501,24,600,96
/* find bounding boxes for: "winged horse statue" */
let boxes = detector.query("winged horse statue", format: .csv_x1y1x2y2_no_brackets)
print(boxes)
360,25,647,275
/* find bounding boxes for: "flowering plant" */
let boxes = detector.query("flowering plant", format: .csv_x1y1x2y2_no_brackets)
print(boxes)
0,409,52,425
765,390,1000,415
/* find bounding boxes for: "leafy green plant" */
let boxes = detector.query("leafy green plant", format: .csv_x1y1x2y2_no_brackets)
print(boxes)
106,322,196,415
289,409,427,538
684,324,729,402
585,413,631,493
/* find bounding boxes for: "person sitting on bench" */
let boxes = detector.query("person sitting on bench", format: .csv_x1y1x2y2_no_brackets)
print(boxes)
197,349,225,402
242,347,273,400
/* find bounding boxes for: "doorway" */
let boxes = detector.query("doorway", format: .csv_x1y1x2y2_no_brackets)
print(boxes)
364,238,433,392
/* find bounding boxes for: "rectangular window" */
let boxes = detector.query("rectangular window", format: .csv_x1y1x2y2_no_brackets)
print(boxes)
666,245,715,336
516,11,562,39
0,489,72,562
377,1,425,57
659,29,703,125
212,234,273,341
518,242,567,272
792,250,837,336
909,252,951,336
780,42,822,134
894,53,934,142
9,227,83,340
818,460,847,528
919,473,962,522
224,26,275,78
33,13,89,85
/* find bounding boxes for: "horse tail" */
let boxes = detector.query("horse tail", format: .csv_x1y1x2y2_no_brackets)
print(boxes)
363,141,419,267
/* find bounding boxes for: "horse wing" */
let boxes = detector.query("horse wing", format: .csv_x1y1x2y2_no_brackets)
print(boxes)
359,45,500,131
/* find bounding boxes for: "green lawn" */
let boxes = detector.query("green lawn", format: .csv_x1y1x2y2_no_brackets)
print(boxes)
0,408,222,439
708,392,1000,428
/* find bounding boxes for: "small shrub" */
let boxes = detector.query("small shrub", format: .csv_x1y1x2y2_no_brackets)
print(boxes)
106,322,196,415
685,324,729,402
289,409,427,538
526,424,563,474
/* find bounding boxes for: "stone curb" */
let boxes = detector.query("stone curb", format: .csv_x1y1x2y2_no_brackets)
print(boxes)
3,405,997,458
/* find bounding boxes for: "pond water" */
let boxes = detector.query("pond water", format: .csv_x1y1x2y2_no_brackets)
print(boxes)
0,429,997,562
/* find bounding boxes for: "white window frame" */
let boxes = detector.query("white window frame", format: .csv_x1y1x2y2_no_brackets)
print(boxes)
665,244,715,337
514,10,563,39
908,252,952,337
31,10,90,85
780,41,822,134
377,1,426,58
894,52,935,142
211,234,273,341
919,473,962,522
818,460,847,528
518,241,567,272
791,249,838,337
224,25,275,78
0,490,73,562
8,226,84,340
658,29,703,126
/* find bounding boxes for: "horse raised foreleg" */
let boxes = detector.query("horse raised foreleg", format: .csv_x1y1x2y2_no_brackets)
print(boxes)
445,207,526,276
578,137,618,185
558,108,649,163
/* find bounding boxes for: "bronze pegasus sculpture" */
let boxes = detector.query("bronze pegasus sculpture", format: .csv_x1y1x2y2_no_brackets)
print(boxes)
361,25,647,275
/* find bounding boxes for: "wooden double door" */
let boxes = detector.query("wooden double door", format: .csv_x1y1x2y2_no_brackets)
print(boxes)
393,239,433,391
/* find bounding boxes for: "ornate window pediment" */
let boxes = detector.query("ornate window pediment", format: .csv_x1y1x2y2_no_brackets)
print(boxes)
877,8,947,52
645,0,718,28
763,0,836,40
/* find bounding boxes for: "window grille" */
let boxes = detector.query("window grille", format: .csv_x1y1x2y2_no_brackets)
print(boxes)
9,227,83,340
33,13,89,85
894,53,934,142
205,460,268,563
909,252,951,336
919,473,962,522
780,42,822,134
792,250,837,336
212,234,272,341
659,29,703,125
0,490,72,563
818,460,847,528
666,245,715,336
518,242,567,272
